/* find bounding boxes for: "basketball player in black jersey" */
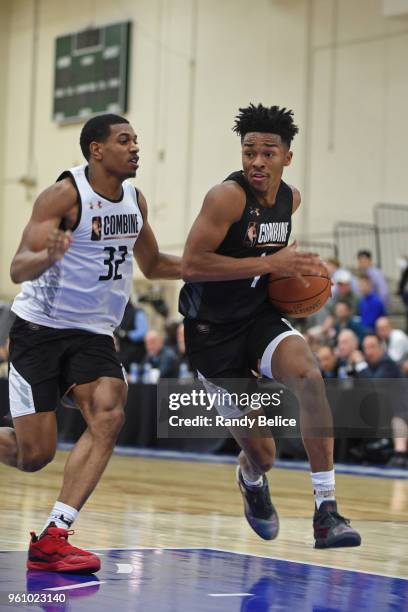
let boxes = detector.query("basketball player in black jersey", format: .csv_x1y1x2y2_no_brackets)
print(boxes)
180,104,361,549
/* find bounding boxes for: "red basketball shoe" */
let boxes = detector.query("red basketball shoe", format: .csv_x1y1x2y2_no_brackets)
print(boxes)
27,523,100,573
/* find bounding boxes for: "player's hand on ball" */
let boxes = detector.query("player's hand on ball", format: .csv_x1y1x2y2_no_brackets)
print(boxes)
268,241,324,287
267,243,331,317
47,229,72,264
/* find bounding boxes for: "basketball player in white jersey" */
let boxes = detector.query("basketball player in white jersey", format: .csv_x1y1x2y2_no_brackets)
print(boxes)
0,114,180,572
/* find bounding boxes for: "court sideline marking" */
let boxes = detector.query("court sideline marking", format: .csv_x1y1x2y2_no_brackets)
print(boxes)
57,444,408,481
45,581,106,591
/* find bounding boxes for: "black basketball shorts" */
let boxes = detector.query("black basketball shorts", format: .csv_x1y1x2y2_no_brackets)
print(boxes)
8,316,126,418
184,309,304,380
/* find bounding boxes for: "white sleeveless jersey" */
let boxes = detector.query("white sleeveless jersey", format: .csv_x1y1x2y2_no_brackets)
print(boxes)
12,164,143,336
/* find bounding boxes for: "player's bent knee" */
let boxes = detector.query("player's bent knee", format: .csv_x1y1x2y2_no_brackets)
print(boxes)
18,450,55,473
110,407,125,433
90,404,125,438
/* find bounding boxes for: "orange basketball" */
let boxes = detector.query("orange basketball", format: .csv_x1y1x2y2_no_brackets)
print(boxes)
268,273,332,318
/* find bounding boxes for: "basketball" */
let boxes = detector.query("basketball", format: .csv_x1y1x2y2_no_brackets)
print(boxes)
268,272,331,318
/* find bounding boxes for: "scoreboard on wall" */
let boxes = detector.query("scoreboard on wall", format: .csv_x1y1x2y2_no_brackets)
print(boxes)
53,21,131,124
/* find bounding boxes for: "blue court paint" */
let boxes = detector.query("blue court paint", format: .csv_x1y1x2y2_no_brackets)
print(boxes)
0,548,407,611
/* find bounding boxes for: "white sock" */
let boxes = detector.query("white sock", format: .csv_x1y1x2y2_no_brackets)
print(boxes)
241,466,264,488
311,470,336,509
42,501,79,533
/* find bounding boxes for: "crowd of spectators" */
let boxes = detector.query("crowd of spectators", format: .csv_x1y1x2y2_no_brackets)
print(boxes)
115,296,193,383
305,250,408,468
0,249,407,467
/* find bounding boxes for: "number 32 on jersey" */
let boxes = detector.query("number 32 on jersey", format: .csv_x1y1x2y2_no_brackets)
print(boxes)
99,245,128,281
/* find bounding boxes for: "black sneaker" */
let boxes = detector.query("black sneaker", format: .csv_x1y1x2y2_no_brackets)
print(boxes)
313,501,361,549
236,467,279,540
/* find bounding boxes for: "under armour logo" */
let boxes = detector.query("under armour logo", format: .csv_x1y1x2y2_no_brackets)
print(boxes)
90,201,102,210
249,207,260,216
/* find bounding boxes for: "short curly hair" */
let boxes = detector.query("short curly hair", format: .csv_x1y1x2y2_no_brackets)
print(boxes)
233,103,299,147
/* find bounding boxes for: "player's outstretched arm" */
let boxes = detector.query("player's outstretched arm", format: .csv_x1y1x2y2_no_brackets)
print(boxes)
182,183,322,282
10,180,76,283
133,192,181,280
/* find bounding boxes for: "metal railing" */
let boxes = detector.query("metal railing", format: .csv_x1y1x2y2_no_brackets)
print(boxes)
374,203,408,281
334,222,380,270
296,240,338,261
296,203,408,281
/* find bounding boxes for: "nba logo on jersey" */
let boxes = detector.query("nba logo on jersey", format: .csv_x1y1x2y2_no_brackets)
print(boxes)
244,222,258,247
91,216,102,241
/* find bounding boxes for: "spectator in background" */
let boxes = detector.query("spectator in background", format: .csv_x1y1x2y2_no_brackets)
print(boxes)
376,317,408,364
0,301,14,346
0,300,15,378
333,300,366,345
326,258,359,296
116,298,148,371
356,334,407,467
175,323,194,378
358,274,386,332
397,259,408,333
304,327,326,353
331,270,360,315
141,330,179,379
319,271,360,338
357,249,389,307
357,334,401,379
401,360,408,378
0,337,9,361
0,337,9,378
317,345,341,379
164,319,180,353
336,329,367,377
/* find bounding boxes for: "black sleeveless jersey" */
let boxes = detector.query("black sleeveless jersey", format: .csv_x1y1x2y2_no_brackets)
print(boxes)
179,170,293,323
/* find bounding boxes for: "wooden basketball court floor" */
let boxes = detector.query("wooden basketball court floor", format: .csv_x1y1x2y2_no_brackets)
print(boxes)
0,449,407,611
